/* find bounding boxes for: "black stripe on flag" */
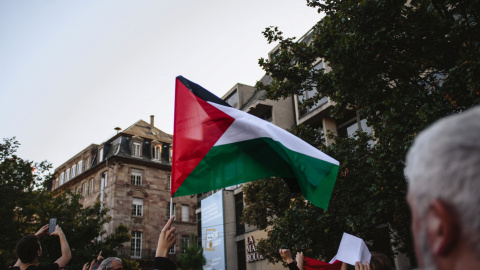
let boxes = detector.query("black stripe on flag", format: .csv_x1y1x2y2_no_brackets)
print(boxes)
177,76,231,107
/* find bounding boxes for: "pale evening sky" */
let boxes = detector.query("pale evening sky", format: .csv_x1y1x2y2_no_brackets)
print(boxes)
0,0,322,169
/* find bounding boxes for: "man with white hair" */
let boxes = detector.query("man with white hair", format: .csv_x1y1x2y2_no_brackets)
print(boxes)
405,106,480,270
97,257,122,270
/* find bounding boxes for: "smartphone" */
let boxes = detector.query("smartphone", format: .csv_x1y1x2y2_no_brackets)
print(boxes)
48,218,57,234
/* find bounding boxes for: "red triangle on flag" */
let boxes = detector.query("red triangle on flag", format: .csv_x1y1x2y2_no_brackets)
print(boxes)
172,78,235,196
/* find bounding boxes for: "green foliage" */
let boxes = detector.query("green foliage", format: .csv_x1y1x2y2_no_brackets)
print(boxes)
0,137,52,267
0,138,131,270
122,258,140,270
178,233,205,270
242,178,295,230
248,0,480,264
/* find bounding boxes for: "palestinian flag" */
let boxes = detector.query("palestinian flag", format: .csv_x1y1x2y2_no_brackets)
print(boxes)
172,76,339,209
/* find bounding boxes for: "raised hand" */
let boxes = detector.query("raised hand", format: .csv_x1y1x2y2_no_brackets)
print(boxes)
279,249,294,264
296,251,304,270
50,225,64,237
156,215,177,257
96,251,104,262
355,261,370,270
35,224,49,238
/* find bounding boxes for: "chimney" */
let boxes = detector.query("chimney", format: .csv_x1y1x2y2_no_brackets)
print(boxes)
150,115,154,129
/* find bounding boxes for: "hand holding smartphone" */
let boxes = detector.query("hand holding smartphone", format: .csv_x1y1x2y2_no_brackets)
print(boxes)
49,218,57,234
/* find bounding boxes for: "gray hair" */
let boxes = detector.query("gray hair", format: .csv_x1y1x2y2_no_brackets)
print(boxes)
405,105,480,253
98,257,122,270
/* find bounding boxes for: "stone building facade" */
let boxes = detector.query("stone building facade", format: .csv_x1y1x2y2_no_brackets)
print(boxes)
52,116,197,268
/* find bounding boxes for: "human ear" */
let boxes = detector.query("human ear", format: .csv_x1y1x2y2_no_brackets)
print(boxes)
426,199,460,256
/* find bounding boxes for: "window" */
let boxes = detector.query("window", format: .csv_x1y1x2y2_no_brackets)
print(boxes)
82,182,86,197
169,147,173,163
131,231,142,258
338,117,374,147
131,169,142,186
85,158,90,170
167,203,176,219
101,172,107,188
167,175,171,191
99,148,104,162
182,205,189,222
75,186,80,194
235,192,245,236
226,91,238,108
169,244,176,254
88,179,93,195
182,235,190,253
77,161,83,174
71,164,76,179
65,169,70,182
132,198,143,216
152,145,161,160
258,108,272,122
298,62,328,117
60,172,65,185
133,142,141,157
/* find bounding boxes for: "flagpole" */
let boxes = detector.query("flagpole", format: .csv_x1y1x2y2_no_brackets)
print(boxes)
170,197,173,218
169,176,173,218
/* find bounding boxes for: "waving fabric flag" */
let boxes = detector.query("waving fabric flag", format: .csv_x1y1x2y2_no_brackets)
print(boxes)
172,76,339,209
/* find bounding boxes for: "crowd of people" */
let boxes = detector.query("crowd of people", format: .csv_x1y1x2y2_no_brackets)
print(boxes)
9,107,480,270
9,215,178,270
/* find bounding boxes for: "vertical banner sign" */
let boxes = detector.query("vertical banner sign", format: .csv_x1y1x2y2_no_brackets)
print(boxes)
201,191,225,270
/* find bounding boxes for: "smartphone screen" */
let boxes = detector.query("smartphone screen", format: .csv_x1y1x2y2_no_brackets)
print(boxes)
48,218,57,234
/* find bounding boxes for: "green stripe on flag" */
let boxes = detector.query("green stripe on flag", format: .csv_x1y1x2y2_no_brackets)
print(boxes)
173,138,338,209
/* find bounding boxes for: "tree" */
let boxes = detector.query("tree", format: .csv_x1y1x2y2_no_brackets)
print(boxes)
178,233,205,270
0,138,131,269
246,0,480,264
0,137,50,267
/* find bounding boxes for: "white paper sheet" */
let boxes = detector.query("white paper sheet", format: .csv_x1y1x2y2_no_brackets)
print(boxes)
335,232,371,266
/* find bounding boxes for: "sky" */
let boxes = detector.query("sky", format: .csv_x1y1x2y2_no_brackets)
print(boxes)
0,0,322,169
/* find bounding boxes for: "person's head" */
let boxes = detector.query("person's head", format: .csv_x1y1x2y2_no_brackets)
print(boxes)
405,106,480,269
369,252,391,270
16,235,41,264
98,257,123,270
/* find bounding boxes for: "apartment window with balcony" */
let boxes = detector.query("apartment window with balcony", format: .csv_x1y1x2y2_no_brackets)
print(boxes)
226,91,238,108
65,169,70,182
131,231,142,258
71,164,76,179
181,205,189,222
60,172,65,185
152,145,161,161
298,62,328,117
132,142,142,157
167,175,171,191
167,203,176,220
182,235,190,253
131,169,142,186
77,160,83,175
88,179,93,195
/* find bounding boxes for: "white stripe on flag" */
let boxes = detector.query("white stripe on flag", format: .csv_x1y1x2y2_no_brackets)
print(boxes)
210,102,339,165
